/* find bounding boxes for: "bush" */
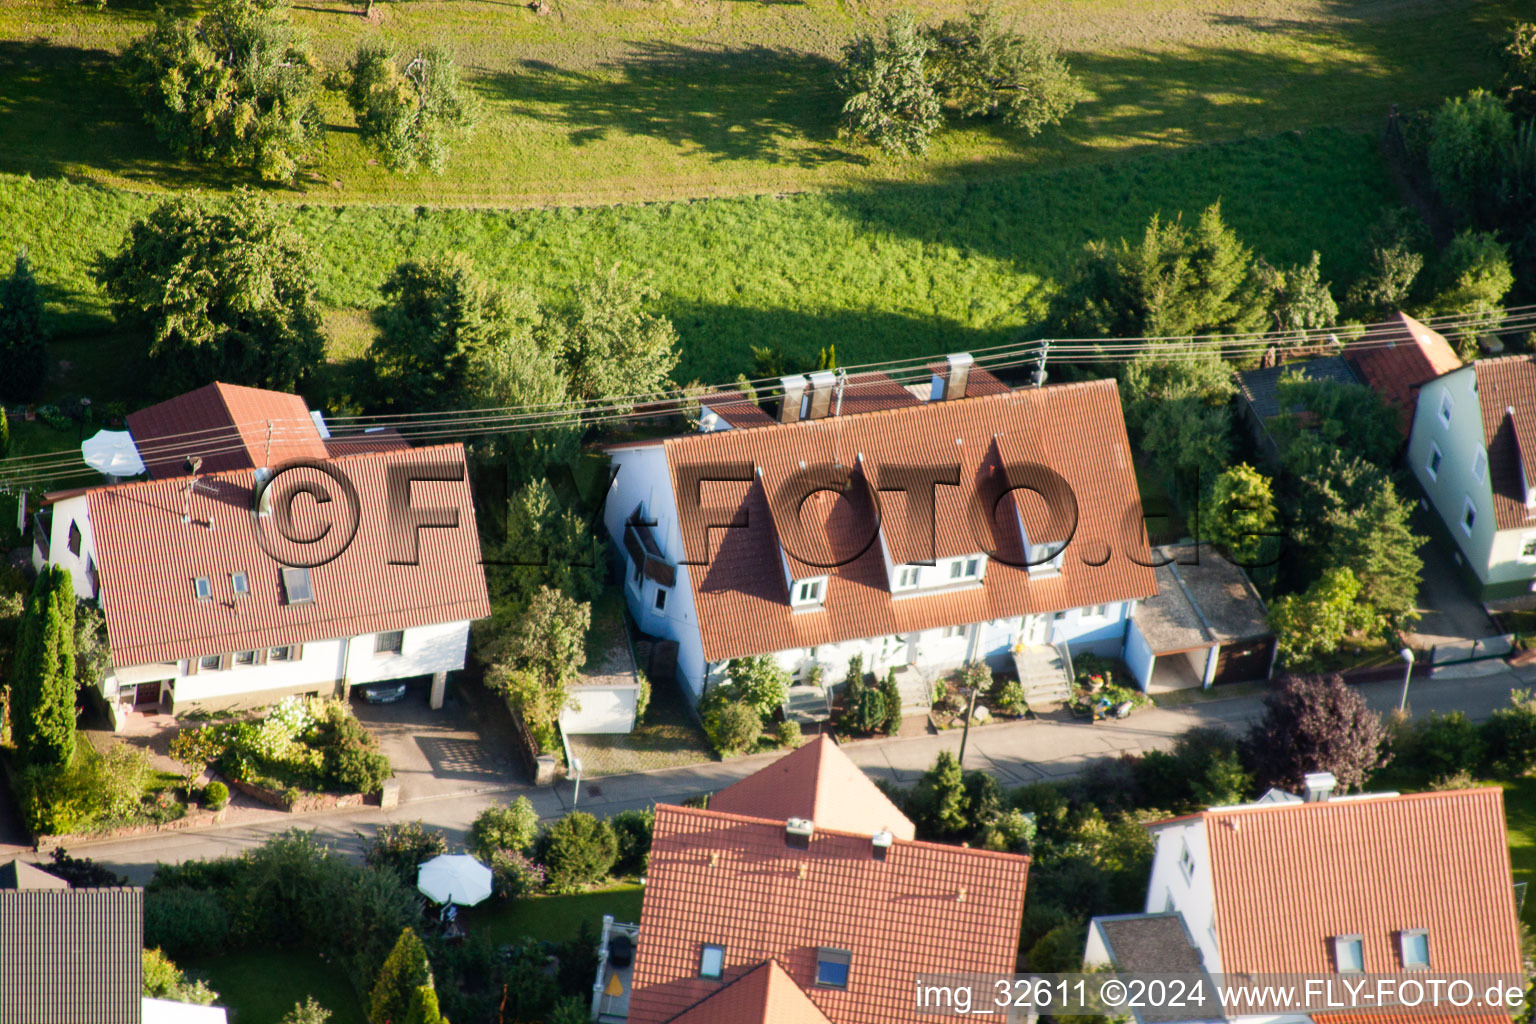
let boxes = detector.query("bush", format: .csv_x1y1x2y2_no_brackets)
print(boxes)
16,739,167,837
879,669,903,734
925,4,1083,132
1484,689,1536,779
727,655,791,717
611,807,654,877
202,781,229,811
145,885,231,960
977,807,1036,853
1026,919,1087,971
1399,712,1486,785
280,997,332,1024
991,677,1029,717
777,719,803,748
548,996,594,1024
1427,89,1515,222
470,797,539,860
364,821,449,881
488,849,546,900
702,698,763,756
537,811,618,893
851,684,887,735
317,711,392,794
371,928,433,1024
143,948,219,1005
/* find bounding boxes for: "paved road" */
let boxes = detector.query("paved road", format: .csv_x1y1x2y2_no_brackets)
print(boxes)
25,662,1532,884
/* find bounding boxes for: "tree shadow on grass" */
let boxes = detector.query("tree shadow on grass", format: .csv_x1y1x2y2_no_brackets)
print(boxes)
473,42,864,169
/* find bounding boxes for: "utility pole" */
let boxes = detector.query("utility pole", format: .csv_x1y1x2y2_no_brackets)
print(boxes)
1033,340,1050,387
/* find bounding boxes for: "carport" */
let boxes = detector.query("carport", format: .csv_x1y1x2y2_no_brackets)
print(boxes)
1124,544,1275,694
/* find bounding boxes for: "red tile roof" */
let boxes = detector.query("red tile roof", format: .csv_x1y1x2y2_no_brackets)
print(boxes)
629,805,1029,1024
1202,789,1522,975
1315,1014,1513,1024
1473,357,1536,530
699,368,1009,430
1347,313,1461,436
126,382,328,478
322,429,412,458
85,444,489,668
666,961,834,1024
661,379,1156,663
708,736,915,840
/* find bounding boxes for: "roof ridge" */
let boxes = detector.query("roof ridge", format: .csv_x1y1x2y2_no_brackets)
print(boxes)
655,803,1030,862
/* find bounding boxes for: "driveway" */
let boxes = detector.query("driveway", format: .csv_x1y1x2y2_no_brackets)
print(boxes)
1409,534,1502,649
351,676,527,804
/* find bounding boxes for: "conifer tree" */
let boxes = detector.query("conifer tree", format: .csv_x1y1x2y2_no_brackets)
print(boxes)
0,250,48,402
9,567,77,768
370,928,431,1024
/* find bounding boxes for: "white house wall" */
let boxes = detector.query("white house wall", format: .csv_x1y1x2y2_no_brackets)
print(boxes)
1125,617,1156,688
47,495,97,601
345,621,470,684
1408,367,1496,580
1144,821,1222,973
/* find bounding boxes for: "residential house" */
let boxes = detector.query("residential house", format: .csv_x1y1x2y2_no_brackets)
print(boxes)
1086,779,1523,1021
594,735,1029,1023
1407,355,1536,599
33,382,490,726
602,356,1161,708
1345,312,1462,439
1,860,227,1024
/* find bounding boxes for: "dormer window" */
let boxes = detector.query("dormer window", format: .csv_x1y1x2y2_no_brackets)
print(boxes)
1028,542,1065,575
1333,935,1364,973
814,948,851,989
1400,930,1429,969
794,579,823,605
949,560,963,580
193,576,212,602
897,566,920,589
231,571,249,597
699,944,725,980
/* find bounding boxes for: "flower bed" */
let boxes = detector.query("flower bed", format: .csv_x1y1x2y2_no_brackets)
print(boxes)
172,697,392,803
7,733,187,840
1068,654,1151,720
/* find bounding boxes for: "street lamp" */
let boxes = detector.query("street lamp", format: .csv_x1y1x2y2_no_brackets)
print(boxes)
957,682,981,766
571,756,584,808
1398,648,1415,713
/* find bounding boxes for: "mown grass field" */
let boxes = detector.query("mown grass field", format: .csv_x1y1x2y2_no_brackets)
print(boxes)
4,126,1394,396
186,949,367,1024
0,0,1522,206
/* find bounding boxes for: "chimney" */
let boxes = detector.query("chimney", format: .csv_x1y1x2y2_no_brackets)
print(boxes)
929,352,974,401
1302,772,1337,803
805,371,837,420
872,828,893,861
786,817,815,849
779,375,809,424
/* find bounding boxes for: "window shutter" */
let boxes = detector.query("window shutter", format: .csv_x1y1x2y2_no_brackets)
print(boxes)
256,648,268,665
293,644,304,660
219,653,233,671
187,658,198,676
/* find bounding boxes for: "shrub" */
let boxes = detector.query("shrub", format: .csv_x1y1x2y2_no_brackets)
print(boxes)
548,996,595,1024
879,669,903,734
702,698,763,756
488,848,546,900
145,885,231,960
777,719,803,748
280,997,332,1024
1427,89,1515,222
727,655,791,717
1243,674,1389,792
202,781,229,811
16,739,164,836
142,948,219,1005
1026,919,1087,971
991,677,1029,716
317,711,392,794
977,807,1036,853
1400,712,1486,785
851,684,887,735
364,821,449,881
469,797,539,860
611,807,654,877
924,4,1083,132
537,812,618,893
1484,689,1536,779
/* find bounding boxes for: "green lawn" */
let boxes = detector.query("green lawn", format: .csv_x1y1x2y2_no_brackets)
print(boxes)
1504,777,1536,929
461,883,645,946
185,950,366,1024
0,0,1520,207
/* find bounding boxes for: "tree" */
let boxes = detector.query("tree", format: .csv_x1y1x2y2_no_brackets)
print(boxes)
908,751,970,838
372,253,519,412
73,603,109,691
924,4,1084,133
1259,251,1338,337
1423,230,1513,354
1244,673,1389,792
1268,567,1379,671
1428,90,1516,223
0,250,48,402
701,696,763,756
611,807,654,876
371,928,433,1024
726,655,790,717
1504,22,1536,119
1120,345,1236,502
548,996,595,1024
1346,209,1426,319
142,948,219,1005
837,12,943,156
548,265,680,414
346,44,477,174
9,566,77,769
1270,376,1400,470
1049,204,1269,338
96,191,325,394
538,811,618,893
405,985,448,1024
485,481,605,612
280,997,332,1024
469,796,539,859
879,669,903,734
122,1,322,182
483,587,590,750
1203,464,1281,571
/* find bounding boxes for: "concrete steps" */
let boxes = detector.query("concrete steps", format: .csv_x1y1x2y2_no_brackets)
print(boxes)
1014,644,1073,706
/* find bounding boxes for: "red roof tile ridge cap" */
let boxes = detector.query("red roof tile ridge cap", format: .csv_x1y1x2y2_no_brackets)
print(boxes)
1200,787,1495,822
656,804,1030,862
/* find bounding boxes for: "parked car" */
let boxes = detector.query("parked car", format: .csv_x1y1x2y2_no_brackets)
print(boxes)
355,681,409,704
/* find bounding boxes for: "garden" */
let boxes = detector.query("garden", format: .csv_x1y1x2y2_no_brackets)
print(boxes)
169,696,393,809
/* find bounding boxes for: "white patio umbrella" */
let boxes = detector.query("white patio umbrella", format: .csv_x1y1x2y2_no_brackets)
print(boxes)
416,854,493,907
80,430,146,478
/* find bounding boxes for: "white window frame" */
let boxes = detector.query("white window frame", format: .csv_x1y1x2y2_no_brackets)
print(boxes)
897,566,919,589
1472,449,1488,483
1085,604,1106,618
1178,839,1195,882
374,630,404,657
231,571,249,597
941,625,965,640
233,650,257,668
963,557,980,578
193,577,212,602
793,578,824,606
1461,498,1477,537
1425,443,1443,481
199,654,222,672
269,646,295,662
1439,391,1454,426
1399,929,1429,970
1333,935,1365,973
949,560,964,580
